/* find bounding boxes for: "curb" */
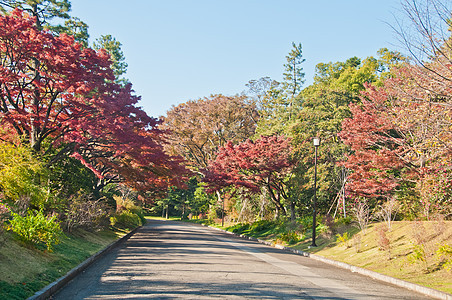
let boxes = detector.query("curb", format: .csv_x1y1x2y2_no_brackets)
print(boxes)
202,224,452,300
27,225,141,300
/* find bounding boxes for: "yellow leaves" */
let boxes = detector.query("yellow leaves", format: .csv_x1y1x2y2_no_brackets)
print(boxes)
0,141,46,204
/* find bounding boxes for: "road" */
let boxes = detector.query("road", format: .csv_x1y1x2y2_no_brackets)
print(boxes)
53,219,431,299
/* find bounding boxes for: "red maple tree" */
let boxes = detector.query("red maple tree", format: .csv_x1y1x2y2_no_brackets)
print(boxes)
339,84,404,198
204,135,294,216
0,10,190,192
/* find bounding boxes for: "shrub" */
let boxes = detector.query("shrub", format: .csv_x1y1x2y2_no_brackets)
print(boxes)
8,210,63,251
408,243,427,267
351,198,371,234
64,194,110,232
436,244,452,272
322,214,335,234
129,206,147,225
335,216,352,225
279,230,301,244
0,142,47,209
110,210,142,230
376,224,391,252
297,216,313,230
112,194,147,227
336,232,351,248
249,220,275,232
316,222,329,235
229,223,250,234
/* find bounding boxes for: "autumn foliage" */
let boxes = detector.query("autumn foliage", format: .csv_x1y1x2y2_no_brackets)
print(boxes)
162,94,258,171
204,135,294,216
340,58,452,217
339,85,403,198
0,10,188,192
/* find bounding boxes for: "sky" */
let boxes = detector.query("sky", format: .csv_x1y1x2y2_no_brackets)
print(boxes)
70,0,405,118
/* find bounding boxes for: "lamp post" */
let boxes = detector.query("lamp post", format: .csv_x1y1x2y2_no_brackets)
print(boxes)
311,137,320,247
222,197,225,227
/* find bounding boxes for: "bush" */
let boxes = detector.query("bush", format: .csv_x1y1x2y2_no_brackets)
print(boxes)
110,210,143,230
249,220,275,232
335,216,352,225
408,243,427,267
336,232,351,248
129,207,147,225
436,244,452,272
279,230,301,244
0,142,48,209
228,223,250,234
0,201,10,246
297,216,313,230
64,194,110,232
8,210,63,251
113,194,147,226
376,224,391,252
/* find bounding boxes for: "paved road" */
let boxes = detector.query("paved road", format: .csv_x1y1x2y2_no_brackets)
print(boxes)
53,219,431,299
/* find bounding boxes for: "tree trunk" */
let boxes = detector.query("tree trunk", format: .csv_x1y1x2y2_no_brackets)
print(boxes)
267,184,286,217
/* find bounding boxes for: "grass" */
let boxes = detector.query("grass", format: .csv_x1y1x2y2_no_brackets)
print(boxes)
0,227,127,299
308,221,452,294
221,219,452,294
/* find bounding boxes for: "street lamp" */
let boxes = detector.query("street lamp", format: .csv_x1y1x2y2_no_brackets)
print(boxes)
222,197,225,227
311,137,320,247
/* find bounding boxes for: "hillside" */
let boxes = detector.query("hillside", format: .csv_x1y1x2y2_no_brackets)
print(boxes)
223,220,452,294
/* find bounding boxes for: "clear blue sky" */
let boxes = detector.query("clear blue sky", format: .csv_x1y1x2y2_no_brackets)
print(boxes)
71,0,404,118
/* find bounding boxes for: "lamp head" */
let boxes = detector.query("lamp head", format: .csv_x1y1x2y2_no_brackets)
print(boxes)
313,137,320,147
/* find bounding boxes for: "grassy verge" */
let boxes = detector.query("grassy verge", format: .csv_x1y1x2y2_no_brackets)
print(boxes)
218,219,451,294
0,227,128,299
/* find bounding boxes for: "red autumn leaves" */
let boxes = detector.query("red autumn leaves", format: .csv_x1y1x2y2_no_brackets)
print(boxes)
0,10,189,191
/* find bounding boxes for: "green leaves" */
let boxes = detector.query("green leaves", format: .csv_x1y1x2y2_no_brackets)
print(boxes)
93,34,128,84
8,210,63,251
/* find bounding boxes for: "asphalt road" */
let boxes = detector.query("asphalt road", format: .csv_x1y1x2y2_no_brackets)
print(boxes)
52,219,432,299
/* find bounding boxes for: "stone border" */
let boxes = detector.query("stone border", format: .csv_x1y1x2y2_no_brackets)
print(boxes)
204,224,452,300
27,226,141,300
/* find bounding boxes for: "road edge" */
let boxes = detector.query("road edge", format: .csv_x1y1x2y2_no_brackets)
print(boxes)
203,224,452,300
27,225,141,300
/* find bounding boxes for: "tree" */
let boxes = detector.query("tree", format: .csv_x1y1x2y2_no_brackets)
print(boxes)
394,0,452,81
163,94,258,172
243,76,279,111
0,10,189,195
370,62,451,218
256,42,305,137
93,34,129,84
0,9,112,153
339,57,452,218
0,0,71,29
204,135,295,218
291,50,405,216
339,87,404,199
54,16,89,47
0,0,89,45
283,42,305,102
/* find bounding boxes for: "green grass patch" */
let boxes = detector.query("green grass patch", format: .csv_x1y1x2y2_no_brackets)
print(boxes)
0,228,126,299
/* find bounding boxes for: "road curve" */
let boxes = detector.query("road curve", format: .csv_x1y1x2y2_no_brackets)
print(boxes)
53,219,431,299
